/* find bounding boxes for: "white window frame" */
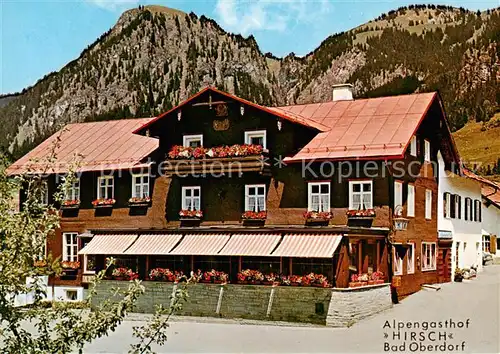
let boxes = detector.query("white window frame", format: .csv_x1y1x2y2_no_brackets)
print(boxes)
181,186,201,211
444,192,451,218
307,182,330,212
245,184,266,212
39,181,49,205
183,134,203,148
131,173,150,198
410,135,417,157
424,139,431,162
407,243,415,274
393,244,404,276
407,184,415,217
62,232,78,262
425,189,432,220
97,176,114,199
348,180,373,210
394,181,403,210
244,130,267,149
421,242,437,271
65,179,80,201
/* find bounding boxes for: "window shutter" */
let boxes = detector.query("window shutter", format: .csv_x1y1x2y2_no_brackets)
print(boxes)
450,194,456,218
457,196,462,219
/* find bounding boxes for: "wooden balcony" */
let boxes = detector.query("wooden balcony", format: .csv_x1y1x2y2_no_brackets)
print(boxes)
162,154,271,176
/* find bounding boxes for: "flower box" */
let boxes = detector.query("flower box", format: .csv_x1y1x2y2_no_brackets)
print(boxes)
128,197,151,207
200,279,212,283
168,144,263,160
237,280,248,285
61,261,80,270
112,267,139,281
213,280,224,284
303,211,333,222
61,200,80,210
262,281,273,286
291,282,300,286
346,209,376,218
241,211,267,220
92,198,116,208
179,209,203,220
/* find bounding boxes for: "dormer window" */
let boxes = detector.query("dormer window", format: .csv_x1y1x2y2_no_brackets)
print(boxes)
244,130,266,148
183,134,203,148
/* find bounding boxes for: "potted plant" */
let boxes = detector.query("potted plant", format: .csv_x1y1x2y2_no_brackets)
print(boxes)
112,267,138,281
128,196,151,207
262,273,277,285
92,198,116,208
454,268,464,282
242,210,267,225
149,268,174,282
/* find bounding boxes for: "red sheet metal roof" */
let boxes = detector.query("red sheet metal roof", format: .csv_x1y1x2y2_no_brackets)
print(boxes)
6,118,158,175
134,86,329,135
273,92,437,162
464,169,500,207
271,233,343,258
218,233,282,256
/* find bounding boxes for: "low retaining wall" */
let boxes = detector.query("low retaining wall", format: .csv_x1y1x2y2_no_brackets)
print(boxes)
327,284,393,327
92,281,391,326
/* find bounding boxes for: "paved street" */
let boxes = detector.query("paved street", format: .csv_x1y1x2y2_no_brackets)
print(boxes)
81,265,497,353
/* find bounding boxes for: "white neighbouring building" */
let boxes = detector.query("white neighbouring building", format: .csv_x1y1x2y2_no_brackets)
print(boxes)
480,183,500,257
437,153,483,280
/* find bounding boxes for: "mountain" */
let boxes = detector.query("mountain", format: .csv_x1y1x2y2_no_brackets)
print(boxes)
1,4,499,168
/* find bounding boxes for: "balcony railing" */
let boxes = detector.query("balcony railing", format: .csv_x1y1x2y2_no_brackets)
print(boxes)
163,144,270,176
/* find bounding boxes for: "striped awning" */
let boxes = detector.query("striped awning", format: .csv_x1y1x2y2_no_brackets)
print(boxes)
170,234,230,255
271,233,343,258
78,234,138,255
124,234,182,255
218,233,282,256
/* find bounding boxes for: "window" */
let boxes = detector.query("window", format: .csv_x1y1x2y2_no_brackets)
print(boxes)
132,174,150,198
65,179,80,201
183,134,203,148
407,184,415,217
425,189,432,220
443,192,451,218
394,181,403,210
349,180,373,210
81,238,96,274
450,194,456,219
66,290,78,301
424,139,431,162
244,130,267,149
308,182,330,212
407,243,415,274
245,184,266,212
38,181,48,205
455,195,462,219
97,176,114,199
393,245,405,276
474,200,481,222
63,232,78,262
483,235,491,253
465,198,472,221
410,135,417,157
182,186,201,211
421,242,437,271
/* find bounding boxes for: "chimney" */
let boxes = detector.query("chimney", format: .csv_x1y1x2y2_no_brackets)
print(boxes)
332,84,354,101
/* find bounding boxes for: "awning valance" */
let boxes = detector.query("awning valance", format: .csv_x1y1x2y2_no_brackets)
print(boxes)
124,234,182,255
78,234,138,255
271,233,343,258
218,233,282,256
169,234,230,255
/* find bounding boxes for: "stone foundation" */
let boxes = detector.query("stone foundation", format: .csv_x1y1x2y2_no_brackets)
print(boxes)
93,281,391,326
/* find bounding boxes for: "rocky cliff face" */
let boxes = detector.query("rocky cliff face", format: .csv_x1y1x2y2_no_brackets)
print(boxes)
1,5,499,159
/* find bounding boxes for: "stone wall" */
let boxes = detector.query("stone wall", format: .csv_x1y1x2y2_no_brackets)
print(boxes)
93,281,392,326
327,284,392,327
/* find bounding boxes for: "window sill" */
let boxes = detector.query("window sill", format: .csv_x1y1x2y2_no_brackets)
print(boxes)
421,268,436,272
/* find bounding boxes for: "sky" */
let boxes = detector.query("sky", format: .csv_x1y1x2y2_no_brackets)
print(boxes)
1,0,498,94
